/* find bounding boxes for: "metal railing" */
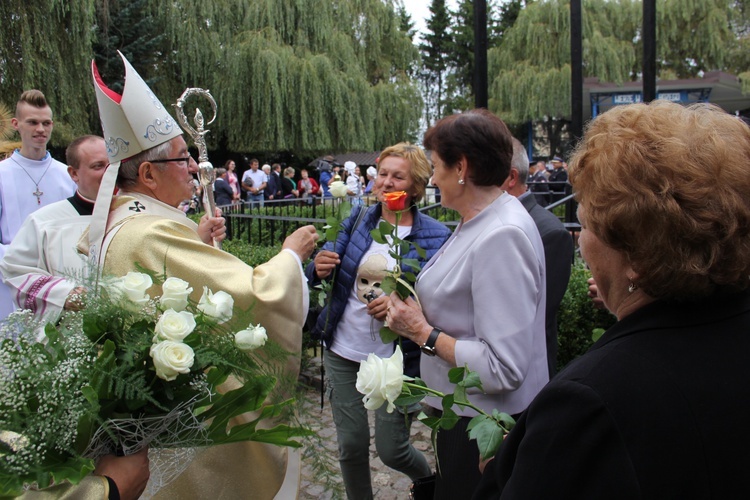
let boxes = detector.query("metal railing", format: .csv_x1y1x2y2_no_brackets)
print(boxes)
222,184,579,246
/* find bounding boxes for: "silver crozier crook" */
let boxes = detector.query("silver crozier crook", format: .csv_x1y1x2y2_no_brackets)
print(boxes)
174,88,221,249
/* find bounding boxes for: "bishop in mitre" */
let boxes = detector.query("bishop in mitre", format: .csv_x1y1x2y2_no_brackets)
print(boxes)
76,52,317,499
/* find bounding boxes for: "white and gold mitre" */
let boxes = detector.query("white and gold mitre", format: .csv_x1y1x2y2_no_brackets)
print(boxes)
92,51,182,162
88,51,184,265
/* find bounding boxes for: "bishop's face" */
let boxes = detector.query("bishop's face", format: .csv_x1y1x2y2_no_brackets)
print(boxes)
151,136,198,208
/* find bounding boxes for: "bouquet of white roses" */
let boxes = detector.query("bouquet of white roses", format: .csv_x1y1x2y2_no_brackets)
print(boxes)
0,271,310,497
356,346,515,463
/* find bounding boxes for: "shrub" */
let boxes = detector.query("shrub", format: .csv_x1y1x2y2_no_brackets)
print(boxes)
556,259,616,372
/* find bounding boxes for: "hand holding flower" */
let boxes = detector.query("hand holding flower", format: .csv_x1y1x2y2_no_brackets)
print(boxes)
313,250,340,280
385,293,431,344
365,293,390,321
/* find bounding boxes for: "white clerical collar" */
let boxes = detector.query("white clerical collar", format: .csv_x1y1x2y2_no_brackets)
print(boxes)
12,150,51,167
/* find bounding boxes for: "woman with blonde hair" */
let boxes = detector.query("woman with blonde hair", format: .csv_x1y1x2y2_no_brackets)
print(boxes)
307,142,451,499
475,101,750,498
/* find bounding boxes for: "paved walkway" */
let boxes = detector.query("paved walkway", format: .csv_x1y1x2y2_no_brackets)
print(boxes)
297,359,437,499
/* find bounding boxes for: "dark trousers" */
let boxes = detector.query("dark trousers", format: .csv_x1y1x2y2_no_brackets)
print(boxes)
434,416,482,499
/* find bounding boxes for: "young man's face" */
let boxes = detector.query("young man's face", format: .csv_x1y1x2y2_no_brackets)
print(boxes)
12,102,53,150
251,161,259,171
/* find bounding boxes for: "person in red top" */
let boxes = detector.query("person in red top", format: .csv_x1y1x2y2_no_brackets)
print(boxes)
298,168,320,204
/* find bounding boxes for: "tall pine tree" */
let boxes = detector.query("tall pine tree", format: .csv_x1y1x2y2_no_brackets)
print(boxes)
420,0,453,123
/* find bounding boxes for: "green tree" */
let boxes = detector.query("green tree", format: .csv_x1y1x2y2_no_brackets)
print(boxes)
92,0,168,95
0,0,98,144
489,0,745,157
0,0,422,155
421,0,453,123
445,0,475,112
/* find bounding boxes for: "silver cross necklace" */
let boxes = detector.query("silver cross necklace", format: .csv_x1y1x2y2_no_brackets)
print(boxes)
10,155,53,205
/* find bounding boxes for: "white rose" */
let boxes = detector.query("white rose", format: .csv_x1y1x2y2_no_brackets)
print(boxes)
234,323,268,351
159,277,193,311
197,287,234,323
355,346,404,413
110,272,152,309
153,309,196,342
150,340,195,381
329,180,348,198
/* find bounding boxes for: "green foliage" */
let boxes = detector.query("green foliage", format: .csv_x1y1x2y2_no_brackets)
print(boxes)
221,239,283,267
421,0,453,122
0,0,421,154
556,259,616,372
489,0,746,127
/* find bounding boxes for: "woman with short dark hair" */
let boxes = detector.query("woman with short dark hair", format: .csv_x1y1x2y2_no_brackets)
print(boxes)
387,109,549,498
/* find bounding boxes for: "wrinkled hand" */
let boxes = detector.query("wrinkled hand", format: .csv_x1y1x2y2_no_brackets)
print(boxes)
197,208,226,246
366,294,389,321
64,286,87,311
386,292,429,342
94,448,150,500
313,250,340,279
587,277,606,309
283,225,319,261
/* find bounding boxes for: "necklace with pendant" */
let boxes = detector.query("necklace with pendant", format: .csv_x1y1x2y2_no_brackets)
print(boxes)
10,155,53,205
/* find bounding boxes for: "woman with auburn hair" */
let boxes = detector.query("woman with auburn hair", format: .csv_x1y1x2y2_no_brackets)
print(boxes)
387,109,549,498
474,101,750,498
306,142,451,499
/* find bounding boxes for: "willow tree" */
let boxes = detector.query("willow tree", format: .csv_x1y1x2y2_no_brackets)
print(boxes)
489,0,744,155
0,0,98,145
0,0,420,155
155,0,421,155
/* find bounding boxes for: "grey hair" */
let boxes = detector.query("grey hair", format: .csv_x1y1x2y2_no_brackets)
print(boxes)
511,138,530,185
117,141,172,190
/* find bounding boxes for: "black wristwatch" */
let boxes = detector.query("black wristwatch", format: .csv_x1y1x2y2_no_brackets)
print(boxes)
420,328,441,356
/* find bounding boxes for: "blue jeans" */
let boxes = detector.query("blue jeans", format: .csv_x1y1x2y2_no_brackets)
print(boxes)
246,192,264,208
325,350,431,499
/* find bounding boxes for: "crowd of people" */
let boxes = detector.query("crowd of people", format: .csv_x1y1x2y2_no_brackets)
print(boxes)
3,53,750,500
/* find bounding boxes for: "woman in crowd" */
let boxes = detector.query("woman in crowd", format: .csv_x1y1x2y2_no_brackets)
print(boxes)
387,109,549,498
307,143,452,499
364,166,377,195
474,101,750,498
223,159,241,204
281,166,299,200
343,161,364,205
298,168,319,204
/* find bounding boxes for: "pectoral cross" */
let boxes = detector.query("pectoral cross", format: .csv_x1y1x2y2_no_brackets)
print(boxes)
33,186,43,205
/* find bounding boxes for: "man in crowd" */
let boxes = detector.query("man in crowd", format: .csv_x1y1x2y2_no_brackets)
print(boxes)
1,135,108,323
241,157,267,207
266,162,283,200
528,160,551,207
317,156,334,197
87,51,318,499
503,140,574,377
0,90,77,319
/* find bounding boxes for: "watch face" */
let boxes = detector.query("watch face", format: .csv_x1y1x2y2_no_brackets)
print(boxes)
420,345,437,356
